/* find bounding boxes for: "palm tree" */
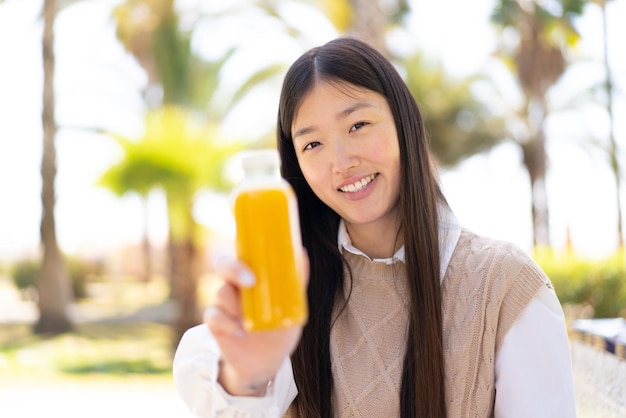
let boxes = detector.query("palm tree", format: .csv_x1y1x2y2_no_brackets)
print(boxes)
97,135,157,284
344,0,389,55
110,0,286,344
315,0,409,56
491,0,586,247
99,107,243,343
35,0,73,335
113,0,199,107
316,0,506,167
402,53,506,167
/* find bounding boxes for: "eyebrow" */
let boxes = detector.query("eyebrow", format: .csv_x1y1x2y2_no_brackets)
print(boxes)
293,126,316,140
338,101,374,119
293,101,375,140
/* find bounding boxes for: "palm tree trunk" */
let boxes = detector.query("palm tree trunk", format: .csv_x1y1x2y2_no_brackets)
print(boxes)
347,0,389,56
167,200,200,347
35,0,73,335
170,237,199,347
522,122,550,247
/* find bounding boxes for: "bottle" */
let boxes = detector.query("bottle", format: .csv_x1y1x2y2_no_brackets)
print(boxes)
231,149,308,331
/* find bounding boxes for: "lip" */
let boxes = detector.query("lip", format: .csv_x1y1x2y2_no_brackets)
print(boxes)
336,173,378,191
336,173,378,200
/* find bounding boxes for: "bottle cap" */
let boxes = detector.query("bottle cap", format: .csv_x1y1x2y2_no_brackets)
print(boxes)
240,149,281,172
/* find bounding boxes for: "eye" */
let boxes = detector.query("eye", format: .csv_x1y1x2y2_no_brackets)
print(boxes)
349,122,368,132
302,141,321,151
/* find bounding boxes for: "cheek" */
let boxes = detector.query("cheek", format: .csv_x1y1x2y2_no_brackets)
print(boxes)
368,126,399,159
299,162,326,196
382,142,402,186
370,139,400,169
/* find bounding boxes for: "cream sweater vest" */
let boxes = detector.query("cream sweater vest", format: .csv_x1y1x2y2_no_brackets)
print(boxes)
327,230,550,418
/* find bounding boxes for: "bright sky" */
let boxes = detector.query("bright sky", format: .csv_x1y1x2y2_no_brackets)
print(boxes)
0,0,624,264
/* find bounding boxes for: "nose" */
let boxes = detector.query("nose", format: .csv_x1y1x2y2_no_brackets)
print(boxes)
331,139,358,174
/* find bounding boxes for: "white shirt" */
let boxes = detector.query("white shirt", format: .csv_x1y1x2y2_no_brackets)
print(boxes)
173,208,576,417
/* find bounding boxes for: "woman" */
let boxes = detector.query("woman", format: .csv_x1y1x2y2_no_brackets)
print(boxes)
173,37,576,418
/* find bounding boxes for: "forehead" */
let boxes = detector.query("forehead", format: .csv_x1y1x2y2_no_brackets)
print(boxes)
301,80,373,106
292,81,387,127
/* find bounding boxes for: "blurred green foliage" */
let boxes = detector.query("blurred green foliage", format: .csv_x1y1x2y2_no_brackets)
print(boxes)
10,257,103,300
10,260,38,292
402,53,506,167
0,322,172,377
535,248,626,318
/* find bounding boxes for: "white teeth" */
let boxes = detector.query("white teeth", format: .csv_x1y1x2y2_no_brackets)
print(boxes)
339,174,376,193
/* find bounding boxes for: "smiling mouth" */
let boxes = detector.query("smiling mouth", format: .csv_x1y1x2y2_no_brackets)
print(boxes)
338,174,378,193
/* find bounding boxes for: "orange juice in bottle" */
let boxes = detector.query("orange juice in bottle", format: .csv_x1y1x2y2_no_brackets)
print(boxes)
232,149,308,331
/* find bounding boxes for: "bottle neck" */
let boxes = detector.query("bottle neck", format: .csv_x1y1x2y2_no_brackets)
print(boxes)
243,166,280,179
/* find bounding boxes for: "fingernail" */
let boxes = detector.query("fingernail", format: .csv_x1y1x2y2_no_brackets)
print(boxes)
240,270,255,287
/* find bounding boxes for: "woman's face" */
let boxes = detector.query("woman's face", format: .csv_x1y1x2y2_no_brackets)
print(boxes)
291,81,401,234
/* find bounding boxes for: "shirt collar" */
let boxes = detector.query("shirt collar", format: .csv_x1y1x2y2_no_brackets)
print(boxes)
337,222,405,265
337,204,462,281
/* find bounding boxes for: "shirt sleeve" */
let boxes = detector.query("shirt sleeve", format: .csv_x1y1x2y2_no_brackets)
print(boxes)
494,286,576,418
172,324,298,417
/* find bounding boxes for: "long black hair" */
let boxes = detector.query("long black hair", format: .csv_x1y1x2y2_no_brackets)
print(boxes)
277,37,446,418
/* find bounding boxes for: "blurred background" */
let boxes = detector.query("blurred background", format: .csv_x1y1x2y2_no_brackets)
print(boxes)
0,0,624,416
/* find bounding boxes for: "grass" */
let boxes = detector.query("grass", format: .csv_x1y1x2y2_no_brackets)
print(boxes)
0,271,228,384
0,321,174,379
0,274,182,381
0,275,204,417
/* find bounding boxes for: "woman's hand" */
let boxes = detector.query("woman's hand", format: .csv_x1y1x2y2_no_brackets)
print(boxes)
205,251,308,397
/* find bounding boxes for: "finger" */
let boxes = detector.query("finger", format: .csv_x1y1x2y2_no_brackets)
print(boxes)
215,256,256,288
213,281,241,319
204,306,244,338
